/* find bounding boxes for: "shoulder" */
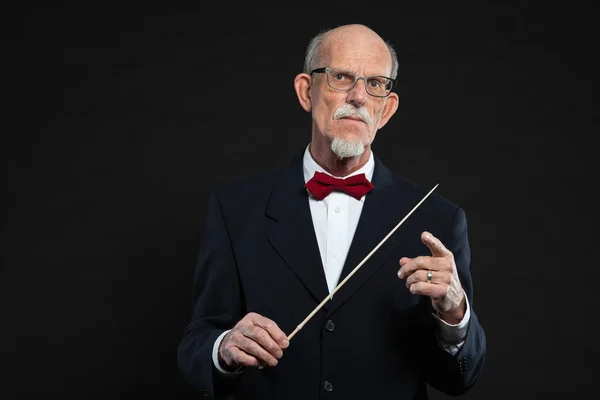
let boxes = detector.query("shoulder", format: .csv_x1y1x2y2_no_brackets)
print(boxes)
209,169,279,214
215,169,280,198
375,156,464,227
377,155,461,214
396,173,460,213
386,172,469,248
211,154,302,210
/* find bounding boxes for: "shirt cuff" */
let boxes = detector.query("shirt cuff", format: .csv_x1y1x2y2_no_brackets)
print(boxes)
212,329,243,375
432,290,471,355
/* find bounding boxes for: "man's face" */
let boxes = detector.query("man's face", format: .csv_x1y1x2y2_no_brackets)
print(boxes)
308,34,397,151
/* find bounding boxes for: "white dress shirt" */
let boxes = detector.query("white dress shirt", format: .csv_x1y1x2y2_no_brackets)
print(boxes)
212,144,470,374
302,143,374,294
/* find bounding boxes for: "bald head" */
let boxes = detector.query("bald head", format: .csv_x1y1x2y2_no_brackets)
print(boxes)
303,24,398,79
324,24,388,53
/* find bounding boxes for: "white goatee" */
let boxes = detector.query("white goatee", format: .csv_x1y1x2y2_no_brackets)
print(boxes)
330,137,365,159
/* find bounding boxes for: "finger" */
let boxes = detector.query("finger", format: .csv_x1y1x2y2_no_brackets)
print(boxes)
397,257,412,279
236,335,280,367
408,281,447,298
422,231,452,258
399,257,412,267
250,314,289,349
398,255,431,279
405,269,444,287
243,325,284,360
226,346,261,368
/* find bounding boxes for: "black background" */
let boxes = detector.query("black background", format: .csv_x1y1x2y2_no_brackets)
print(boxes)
3,2,598,399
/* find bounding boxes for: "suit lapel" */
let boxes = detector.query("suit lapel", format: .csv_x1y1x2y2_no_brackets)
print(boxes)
266,154,330,306
326,157,417,315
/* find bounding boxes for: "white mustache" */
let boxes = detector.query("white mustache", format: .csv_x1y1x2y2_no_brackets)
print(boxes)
333,105,371,125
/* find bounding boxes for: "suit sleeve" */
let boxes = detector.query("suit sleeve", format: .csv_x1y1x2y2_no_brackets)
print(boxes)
177,190,244,398
421,206,486,395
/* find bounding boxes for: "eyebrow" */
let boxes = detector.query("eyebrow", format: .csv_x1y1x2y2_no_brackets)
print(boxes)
331,67,392,78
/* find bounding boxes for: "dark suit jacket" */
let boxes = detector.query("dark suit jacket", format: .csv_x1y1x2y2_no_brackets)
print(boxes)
177,151,486,399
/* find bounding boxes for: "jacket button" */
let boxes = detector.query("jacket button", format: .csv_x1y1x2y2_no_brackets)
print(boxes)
325,320,335,332
458,357,467,373
323,381,333,392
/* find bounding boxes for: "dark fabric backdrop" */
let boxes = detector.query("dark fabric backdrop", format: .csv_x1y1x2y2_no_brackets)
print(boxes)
3,3,598,399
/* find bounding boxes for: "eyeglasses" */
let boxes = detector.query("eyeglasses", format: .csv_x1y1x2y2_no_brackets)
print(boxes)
311,67,396,98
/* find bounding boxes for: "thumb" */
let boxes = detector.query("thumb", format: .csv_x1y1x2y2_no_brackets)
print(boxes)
421,231,451,258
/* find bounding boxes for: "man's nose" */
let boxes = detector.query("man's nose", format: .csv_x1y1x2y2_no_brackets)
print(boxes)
347,78,368,107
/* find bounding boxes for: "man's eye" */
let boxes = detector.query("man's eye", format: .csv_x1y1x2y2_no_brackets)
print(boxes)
333,73,352,81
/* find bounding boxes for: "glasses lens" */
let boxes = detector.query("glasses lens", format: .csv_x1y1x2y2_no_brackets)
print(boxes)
366,77,392,97
326,69,357,90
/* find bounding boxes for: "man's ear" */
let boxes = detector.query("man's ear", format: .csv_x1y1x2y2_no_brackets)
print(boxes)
377,92,399,129
294,73,312,112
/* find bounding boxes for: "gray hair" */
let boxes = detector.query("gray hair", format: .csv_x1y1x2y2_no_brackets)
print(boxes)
302,28,399,79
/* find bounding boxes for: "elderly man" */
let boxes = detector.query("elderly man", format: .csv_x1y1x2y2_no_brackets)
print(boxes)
177,24,486,399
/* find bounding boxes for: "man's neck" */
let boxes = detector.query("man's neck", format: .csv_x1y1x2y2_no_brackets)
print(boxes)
309,142,371,177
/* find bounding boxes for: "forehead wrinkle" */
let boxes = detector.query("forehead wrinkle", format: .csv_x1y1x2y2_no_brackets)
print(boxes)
319,32,392,77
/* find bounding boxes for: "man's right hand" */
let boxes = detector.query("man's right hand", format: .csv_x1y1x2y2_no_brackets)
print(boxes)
218,312,289,370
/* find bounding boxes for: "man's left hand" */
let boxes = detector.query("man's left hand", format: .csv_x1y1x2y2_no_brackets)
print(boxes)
398,231,466,324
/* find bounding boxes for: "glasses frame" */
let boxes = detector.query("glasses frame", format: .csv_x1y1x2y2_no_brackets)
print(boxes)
310,67,397,98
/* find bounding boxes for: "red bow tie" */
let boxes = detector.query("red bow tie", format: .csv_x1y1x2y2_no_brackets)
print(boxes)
305,171,374,200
